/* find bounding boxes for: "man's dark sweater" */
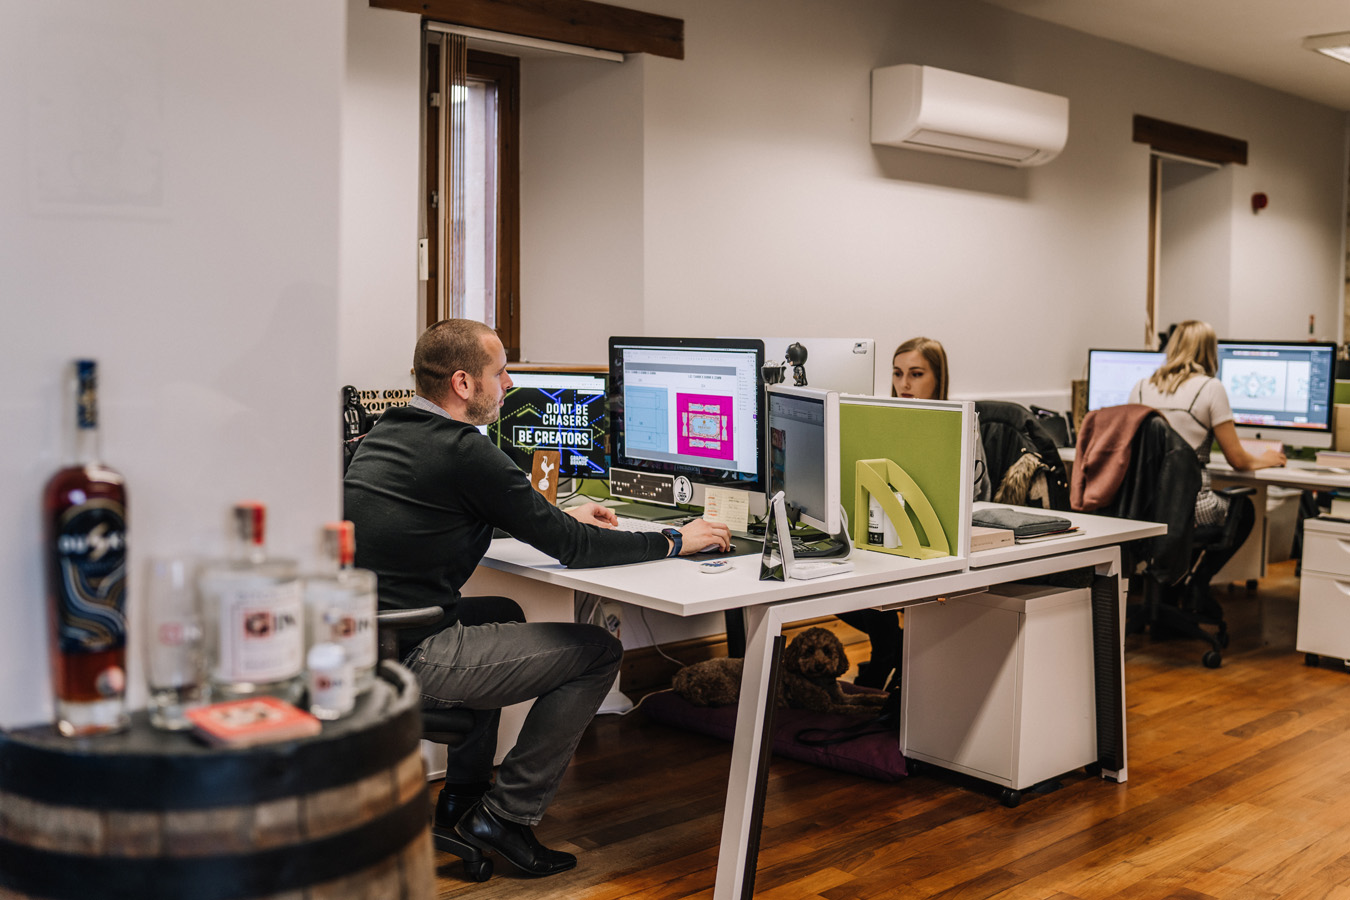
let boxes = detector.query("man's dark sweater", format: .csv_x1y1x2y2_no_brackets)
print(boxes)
344,404,669,651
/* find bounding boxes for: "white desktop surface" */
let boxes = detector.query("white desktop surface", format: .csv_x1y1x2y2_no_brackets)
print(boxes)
468,504,1162,900
1208,458,1350,492
967,501,1162,567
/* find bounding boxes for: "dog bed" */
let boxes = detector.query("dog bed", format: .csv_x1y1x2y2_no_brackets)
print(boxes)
639,683,907,782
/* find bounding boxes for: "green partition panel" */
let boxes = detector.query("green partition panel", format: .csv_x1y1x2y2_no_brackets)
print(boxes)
1335,380,1350,405
839,400,965,557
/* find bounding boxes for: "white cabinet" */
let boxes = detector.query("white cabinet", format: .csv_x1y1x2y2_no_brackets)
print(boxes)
1297,517,1350,665
900,583,1097,805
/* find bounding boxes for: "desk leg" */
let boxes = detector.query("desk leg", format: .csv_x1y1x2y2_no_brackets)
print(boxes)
713,605,784,900
1091,555,1127,783
1212,479,1267,585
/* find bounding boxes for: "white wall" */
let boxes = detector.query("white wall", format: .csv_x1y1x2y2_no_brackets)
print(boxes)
520,54,647,365
341,1,422,391
0,1,345,727
1159,162,1233,336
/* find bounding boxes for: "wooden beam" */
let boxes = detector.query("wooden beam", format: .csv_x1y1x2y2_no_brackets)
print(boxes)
371,0,684,60
1133,114,1247,166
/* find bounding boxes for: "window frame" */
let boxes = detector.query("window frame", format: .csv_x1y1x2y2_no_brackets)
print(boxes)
423,43,521,360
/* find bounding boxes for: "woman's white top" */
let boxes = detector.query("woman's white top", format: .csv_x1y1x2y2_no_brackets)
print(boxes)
1128,372,1232,461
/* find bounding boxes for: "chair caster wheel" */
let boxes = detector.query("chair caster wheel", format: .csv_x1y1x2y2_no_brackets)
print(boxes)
465,858,493,882
1202,650,1222,669
1305,653,1320,667
1000,788,1022,808
1245,579,1258,593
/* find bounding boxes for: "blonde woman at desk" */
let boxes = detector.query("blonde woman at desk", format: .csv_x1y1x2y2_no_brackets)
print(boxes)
842,337,990,688
1128,320,1284,604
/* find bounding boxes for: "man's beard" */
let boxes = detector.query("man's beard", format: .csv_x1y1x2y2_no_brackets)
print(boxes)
465,383,499,425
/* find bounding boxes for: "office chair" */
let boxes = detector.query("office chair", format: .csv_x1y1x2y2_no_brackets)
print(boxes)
376,606,494,882
1072,406,1253,667
1028,404,1074,448
975,400,1072,510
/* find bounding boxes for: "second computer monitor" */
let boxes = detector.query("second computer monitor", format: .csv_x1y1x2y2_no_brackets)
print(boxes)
608,336,766,504
1086,348,1167,411
1216,339,1337,449
768,384,841,535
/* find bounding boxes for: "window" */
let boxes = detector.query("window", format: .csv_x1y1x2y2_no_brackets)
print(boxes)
424,34,520,359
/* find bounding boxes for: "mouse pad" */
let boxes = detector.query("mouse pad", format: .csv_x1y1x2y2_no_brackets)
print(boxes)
675,535,762,561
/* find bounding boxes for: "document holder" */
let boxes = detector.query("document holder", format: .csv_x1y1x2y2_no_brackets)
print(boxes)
852,458,950,559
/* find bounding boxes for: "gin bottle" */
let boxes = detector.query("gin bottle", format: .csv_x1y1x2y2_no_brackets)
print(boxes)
198,502,304,703
304,521,377,694
43,359,130,736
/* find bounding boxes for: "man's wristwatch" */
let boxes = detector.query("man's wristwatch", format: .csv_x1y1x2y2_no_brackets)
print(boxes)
661,527,683,558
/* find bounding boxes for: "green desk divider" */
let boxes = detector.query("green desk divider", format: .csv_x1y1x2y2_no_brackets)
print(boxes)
839,397,966,560
854,458,949,559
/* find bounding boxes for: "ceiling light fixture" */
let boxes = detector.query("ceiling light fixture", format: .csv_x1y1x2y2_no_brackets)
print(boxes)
1303,31,1350,64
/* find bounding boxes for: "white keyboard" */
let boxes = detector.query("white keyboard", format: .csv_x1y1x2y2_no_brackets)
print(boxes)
615,516,677,533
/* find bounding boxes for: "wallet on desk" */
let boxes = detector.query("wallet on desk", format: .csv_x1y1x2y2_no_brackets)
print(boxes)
971,508,1072,537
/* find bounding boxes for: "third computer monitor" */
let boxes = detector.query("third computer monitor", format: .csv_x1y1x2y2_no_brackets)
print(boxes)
767,384,841,535
487,369,608,479
1086,348,1167,411
1216,339,1336,449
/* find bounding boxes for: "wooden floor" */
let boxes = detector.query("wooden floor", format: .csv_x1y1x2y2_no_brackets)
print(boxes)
432,561,1350,900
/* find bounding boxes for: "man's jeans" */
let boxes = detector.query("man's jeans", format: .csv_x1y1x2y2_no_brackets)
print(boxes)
405,596,622,825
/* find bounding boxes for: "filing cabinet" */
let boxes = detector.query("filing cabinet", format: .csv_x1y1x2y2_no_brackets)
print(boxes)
1297,517,1350,665
900,583,1097,806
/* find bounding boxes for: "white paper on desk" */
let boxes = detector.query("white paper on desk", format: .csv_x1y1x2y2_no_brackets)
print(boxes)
703,488,751,534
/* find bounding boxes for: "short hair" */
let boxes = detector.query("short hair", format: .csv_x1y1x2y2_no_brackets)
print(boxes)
413,319,496,402
1150,320,1216,394
891,336,949,401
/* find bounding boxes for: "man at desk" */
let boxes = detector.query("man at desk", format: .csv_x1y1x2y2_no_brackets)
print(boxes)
344,319,729,876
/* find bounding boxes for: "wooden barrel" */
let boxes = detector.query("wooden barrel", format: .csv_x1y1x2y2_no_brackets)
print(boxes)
0,662,432,900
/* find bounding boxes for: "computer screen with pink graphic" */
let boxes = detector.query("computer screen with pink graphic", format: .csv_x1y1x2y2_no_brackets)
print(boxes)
608,336,765,504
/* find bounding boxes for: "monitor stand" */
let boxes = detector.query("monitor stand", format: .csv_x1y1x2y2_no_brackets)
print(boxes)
787,506,854,559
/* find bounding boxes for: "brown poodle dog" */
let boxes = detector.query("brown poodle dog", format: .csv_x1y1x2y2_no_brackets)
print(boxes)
672,627,887,715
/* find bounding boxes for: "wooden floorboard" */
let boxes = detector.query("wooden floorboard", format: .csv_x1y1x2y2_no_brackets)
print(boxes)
432,560,1350,899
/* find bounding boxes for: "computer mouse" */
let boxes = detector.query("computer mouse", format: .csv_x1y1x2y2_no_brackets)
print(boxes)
698,540,733,554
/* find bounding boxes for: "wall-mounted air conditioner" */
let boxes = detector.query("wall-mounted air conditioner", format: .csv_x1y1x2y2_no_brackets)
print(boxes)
871,64,1069,167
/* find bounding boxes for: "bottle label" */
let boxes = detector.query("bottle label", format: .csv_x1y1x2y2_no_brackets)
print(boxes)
216,580,304,683
307,582,376,671
53,499,127,655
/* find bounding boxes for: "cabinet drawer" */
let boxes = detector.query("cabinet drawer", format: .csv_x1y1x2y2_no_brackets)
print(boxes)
1297,572,1350,659
1302,530,1350,577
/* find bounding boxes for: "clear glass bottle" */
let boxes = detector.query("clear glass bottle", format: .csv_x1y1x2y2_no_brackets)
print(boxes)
304,521,377,694
43,359,130,736
197,502,304,704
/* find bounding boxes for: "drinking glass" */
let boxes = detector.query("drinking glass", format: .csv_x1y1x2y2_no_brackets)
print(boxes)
143,556,208,729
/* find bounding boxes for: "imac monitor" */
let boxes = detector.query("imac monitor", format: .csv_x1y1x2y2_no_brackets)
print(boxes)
608,336,766,504
768,385,841,535
486,370,608,479
1087,349,1167,411
1216,340,1337,449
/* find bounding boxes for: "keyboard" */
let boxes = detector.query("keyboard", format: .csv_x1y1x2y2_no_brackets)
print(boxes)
615,516,686,533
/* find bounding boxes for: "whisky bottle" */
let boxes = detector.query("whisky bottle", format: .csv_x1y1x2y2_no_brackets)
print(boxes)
197,503,304,704
43,359,130,736
304,521,377,694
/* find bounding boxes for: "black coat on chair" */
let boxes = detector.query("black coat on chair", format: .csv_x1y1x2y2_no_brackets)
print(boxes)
976,400,1071,510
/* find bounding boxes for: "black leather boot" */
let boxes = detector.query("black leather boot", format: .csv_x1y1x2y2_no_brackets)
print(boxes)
455,800,577,876
434,780,491,829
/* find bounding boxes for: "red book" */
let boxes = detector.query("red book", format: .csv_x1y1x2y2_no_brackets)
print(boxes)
186,696,321,747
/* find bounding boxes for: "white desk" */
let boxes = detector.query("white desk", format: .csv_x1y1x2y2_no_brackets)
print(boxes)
463,504,1162,900
1208,459,1350,582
